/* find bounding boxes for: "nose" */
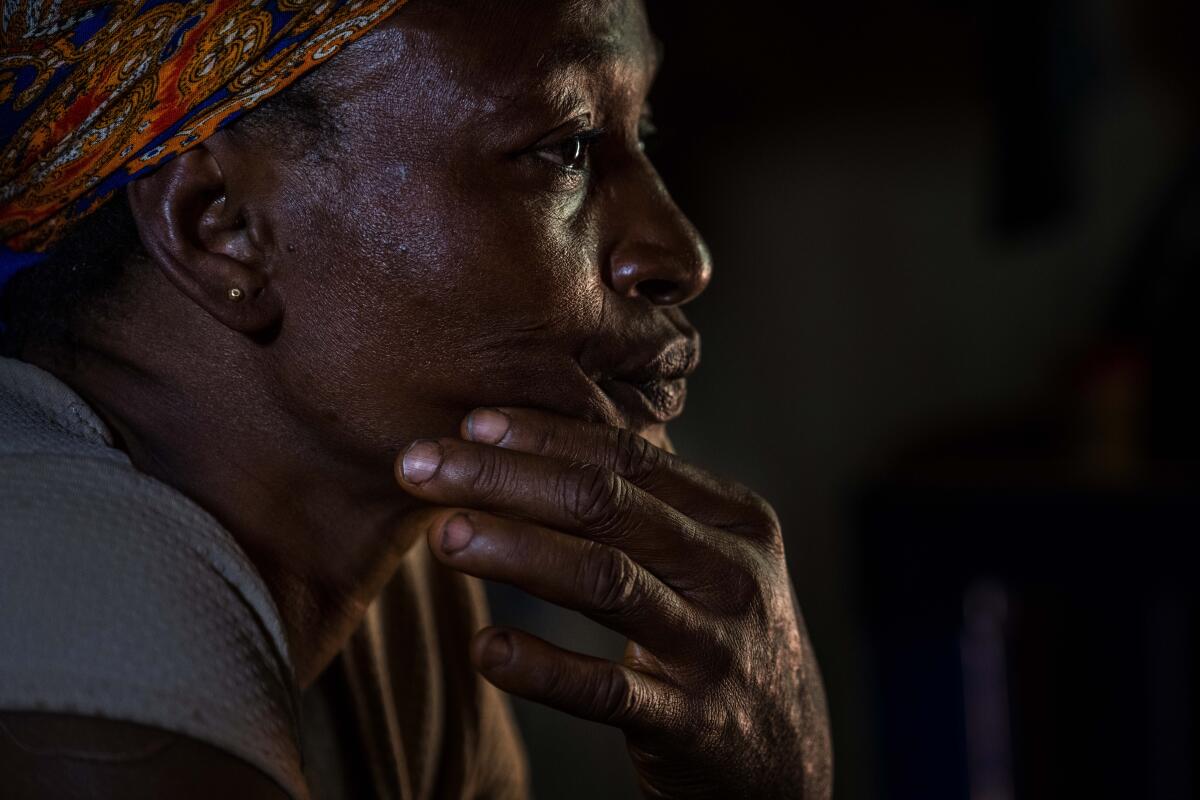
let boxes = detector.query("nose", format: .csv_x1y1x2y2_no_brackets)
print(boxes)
605,170,712,306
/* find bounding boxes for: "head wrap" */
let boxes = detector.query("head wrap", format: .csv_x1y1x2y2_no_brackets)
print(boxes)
0,0,409,292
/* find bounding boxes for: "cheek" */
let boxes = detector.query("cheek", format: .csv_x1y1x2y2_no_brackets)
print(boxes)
353,171,604,343
275,163,608,430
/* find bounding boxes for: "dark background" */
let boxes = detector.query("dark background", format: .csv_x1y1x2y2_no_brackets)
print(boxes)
489,1,1200,797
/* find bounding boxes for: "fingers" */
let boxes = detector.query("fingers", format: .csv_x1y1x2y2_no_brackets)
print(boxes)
397,437,715,585
471,626,679,732
461,407,775,535
424,509,696,648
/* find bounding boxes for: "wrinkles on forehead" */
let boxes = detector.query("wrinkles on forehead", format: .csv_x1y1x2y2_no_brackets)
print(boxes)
326,0,656,134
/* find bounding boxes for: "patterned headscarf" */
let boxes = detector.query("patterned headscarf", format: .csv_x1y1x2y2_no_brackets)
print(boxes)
0,0,409,290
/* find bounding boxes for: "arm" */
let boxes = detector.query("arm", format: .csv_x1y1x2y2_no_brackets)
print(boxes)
0,713,291,800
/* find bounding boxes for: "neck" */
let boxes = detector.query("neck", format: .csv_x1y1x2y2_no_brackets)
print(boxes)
28,309,423,688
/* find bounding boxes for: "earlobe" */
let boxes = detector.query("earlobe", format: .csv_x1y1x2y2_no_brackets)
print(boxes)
126,139,283,335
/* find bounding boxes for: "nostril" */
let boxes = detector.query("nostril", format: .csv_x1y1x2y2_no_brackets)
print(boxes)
636,278,682,304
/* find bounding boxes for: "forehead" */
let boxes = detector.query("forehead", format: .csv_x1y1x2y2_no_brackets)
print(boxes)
348,0,657,114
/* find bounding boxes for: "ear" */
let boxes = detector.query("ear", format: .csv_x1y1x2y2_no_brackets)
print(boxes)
126,137,283,335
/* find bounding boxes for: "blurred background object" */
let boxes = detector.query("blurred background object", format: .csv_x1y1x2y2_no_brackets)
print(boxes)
487,0,1200,796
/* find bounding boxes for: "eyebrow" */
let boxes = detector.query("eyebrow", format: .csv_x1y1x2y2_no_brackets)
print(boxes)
533,33,663,74
535,37,622,71
483,29,662,122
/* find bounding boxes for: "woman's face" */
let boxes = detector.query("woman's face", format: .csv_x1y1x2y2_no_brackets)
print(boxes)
249,0,710,464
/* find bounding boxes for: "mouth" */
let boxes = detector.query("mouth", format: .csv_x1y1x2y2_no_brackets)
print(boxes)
597,336,700,427
599,375,689,425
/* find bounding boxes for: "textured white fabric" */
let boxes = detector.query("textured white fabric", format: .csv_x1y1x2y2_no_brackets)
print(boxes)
0,357,307,799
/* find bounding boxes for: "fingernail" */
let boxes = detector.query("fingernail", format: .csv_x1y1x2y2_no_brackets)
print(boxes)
401,440,443,484
481,632,512,669
441,514,474,554
466,408,510,445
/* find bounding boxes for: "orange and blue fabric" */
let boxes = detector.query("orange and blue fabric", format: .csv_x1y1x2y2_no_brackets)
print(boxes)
0,0,408,290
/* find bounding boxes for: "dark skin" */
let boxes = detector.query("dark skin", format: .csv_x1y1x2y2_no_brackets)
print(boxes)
2,1,832,797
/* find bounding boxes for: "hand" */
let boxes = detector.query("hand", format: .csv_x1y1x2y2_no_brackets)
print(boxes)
394,409,833,799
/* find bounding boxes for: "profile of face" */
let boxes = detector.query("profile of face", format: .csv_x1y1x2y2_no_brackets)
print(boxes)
13,7,832,783
206,0,710,467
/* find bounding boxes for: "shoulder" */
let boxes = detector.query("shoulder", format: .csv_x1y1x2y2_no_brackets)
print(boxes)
0,359,307,797
0,456,307,797
0,712,291,799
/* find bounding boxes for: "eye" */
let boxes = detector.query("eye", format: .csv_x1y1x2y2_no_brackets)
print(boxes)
537,129,605,172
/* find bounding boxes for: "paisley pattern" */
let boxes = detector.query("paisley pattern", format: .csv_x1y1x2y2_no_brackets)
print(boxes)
0,0,407,260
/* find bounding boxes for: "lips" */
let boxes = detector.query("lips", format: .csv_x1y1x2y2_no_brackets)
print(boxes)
598,336,700,426
600,375,689,424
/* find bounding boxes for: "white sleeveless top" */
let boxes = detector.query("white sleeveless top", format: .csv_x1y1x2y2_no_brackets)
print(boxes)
0,357,307,797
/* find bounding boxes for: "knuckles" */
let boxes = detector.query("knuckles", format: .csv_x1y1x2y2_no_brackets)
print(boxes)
576,542,639,615
610,427,663,483
747,494,782,536
558,462,627,535
528,654,637,727
461,441,518,500
548,661,640,728
730,492,785,553
592,665,639,725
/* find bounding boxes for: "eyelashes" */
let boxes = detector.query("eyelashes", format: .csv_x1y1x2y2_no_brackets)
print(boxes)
535,127,607,173
531,117,659,178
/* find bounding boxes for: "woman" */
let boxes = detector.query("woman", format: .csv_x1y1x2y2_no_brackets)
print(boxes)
0,1,832,797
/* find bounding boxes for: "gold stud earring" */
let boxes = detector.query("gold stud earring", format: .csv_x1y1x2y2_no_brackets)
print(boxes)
228,287,244,302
